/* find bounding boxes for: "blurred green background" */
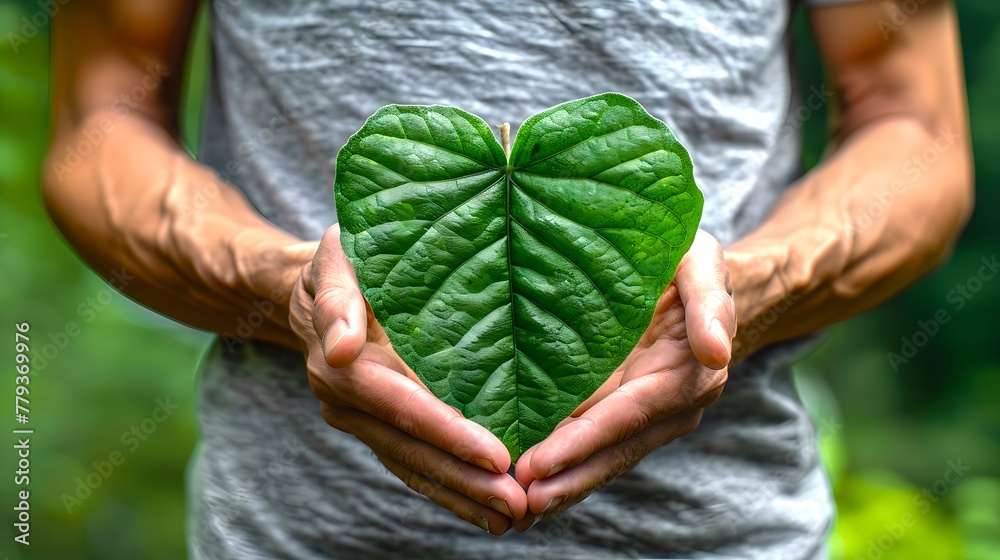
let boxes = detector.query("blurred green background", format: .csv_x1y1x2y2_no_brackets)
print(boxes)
1,1,997,559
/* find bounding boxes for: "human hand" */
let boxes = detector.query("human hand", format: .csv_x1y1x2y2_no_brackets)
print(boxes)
289,225,528,534
512,230,735,530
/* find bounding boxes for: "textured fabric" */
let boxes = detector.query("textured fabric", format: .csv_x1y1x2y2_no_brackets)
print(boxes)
190,1,835,558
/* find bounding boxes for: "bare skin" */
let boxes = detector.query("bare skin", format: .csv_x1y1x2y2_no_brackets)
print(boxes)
46,0,971,536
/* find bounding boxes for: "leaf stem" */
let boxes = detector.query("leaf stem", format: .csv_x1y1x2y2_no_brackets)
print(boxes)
498,122,511,159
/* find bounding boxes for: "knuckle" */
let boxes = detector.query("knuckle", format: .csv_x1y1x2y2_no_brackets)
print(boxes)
619,437,648,472
432,456,464,487
572,416,606,451
305,354,339,398
621,389,660,433
306,371,331,401
395,440,425,472
391,386,429,435
319,402,336,424
312,286,348,316
678,412,703,436
439,414,471,454
298,262,315,294
699,369,729,405
376,398,407,436
319,402,349,432
710,368,729,391
450,504,472,524
708,290,735,318
399,468,424,495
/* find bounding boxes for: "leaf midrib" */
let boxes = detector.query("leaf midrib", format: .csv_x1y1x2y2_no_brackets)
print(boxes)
503,164,523,456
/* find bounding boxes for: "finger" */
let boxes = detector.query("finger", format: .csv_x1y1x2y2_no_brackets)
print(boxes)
378,455,512,535
520,411,702,527
313,363,512,474
514,445,539,488
673,230,736,370
308,225,368,367
527,365,720,480
332,405,526,520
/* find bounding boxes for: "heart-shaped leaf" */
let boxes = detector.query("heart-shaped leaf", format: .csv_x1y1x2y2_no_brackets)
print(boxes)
335,93,702,460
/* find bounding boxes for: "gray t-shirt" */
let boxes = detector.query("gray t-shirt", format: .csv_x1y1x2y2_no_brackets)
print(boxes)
191,1,842,558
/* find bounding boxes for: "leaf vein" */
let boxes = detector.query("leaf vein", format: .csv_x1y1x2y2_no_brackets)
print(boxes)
377,176,505,295
414,237,505,317
346,168,499,207
509,217,626,330
370,132,497,169
513,292,591,358
515,170,688,234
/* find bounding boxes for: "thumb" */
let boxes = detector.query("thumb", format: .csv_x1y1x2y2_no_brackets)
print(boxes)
674,230,736,370
310,226,368,367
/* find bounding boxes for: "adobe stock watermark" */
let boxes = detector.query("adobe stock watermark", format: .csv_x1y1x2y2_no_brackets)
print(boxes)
780,83,833,136
48,64,170,180
855,126,959,232
877,0,931,40
887,255,997,372
854,458,971,560
34,267,135,372
60,396,181,513
5,0,71,54
221,288,288,353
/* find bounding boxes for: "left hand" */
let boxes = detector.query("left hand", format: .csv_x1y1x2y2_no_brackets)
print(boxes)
512,230,736,530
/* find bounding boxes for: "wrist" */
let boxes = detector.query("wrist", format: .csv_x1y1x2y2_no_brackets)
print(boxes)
166,160,318,348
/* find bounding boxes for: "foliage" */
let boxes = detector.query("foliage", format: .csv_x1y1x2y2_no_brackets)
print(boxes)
336,95,701,458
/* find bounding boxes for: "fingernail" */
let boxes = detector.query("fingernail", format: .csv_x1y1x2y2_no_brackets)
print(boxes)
540,494,566,515
471,456,501,474
471,514,491,533
531,494,568,527
323,318,350,357
546,461,569,477
488,496,514,518
710,318,732,359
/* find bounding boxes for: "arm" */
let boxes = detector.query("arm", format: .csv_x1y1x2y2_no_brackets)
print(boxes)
45,0,310,348
512,0,972,526
46,1,523,533
727,0,973,359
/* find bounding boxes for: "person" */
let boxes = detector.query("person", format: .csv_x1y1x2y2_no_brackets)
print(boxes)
45,0,972,558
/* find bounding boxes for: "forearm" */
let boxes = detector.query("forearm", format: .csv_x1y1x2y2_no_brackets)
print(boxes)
43,110,314,348
727,116,973,359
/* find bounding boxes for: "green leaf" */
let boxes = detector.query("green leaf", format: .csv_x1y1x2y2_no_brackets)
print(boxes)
335,93,702,460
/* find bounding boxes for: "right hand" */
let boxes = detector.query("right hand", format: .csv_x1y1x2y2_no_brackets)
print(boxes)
288,225,526,534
